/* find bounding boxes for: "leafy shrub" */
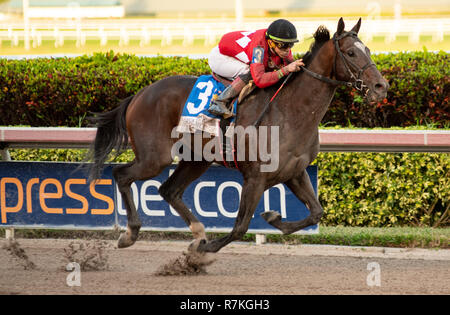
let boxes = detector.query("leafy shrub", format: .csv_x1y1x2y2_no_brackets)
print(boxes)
0,51,448,127
315,152,449,227
322,50,449,128
0,52,210,126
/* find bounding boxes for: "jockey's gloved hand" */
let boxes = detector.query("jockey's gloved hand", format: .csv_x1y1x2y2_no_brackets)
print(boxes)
285,59,305,73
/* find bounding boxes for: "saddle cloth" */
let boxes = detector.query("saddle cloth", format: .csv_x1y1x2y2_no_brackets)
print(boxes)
176,75,237,137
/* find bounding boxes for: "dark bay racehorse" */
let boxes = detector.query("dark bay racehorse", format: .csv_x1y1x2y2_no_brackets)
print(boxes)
88,18,388,252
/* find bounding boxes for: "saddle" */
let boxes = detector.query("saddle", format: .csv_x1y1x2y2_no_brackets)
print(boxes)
212,73,257,106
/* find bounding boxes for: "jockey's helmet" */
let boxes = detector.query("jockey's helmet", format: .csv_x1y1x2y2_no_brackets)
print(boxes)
266,19,299,44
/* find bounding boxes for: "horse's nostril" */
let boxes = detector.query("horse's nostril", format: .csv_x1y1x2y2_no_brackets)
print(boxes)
375,83,384,90
374,82,389,93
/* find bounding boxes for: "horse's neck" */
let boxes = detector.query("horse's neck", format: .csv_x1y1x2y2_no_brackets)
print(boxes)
288,41,337,127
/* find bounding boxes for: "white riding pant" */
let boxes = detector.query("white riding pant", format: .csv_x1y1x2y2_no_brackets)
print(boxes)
208,46,250,80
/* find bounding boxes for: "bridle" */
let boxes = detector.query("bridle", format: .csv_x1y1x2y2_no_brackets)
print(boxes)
301,31,377,92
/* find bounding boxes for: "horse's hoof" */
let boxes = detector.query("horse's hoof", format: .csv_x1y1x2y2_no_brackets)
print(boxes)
117,231,137,249
188,238,207,253
261,210,281,224
187,239,216,266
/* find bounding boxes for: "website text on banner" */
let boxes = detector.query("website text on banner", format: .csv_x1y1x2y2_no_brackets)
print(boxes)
0,162,318,234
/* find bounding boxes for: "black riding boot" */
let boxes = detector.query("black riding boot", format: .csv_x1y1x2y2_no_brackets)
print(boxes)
208,72,252,118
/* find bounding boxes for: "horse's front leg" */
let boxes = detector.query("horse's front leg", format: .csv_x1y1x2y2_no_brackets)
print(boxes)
196,177,266,253
261,169,323,234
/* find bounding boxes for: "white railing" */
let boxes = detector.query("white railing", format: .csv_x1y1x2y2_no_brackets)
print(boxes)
0,17,449,49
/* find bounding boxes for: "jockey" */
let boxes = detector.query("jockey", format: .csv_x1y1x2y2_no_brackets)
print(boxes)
208,19,305,118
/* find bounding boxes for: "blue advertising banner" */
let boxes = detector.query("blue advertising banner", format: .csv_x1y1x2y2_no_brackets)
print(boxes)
0,162,116,229
0,162,318,234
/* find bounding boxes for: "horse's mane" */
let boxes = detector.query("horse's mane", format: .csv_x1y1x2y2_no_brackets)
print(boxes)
302,25,330,66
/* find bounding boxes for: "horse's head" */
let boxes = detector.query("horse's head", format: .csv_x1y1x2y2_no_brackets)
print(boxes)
332,18,389,103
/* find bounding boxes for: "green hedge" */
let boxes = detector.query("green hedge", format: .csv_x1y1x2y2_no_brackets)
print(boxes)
325,50,449,128
0,52,210,126
315,152,449,228
4,148,449,228
0,51,448,127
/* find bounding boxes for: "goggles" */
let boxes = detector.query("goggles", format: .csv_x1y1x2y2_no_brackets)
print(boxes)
272,40,295,50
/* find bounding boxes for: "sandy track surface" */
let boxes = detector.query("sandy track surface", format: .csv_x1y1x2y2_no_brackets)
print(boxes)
1,238,449,295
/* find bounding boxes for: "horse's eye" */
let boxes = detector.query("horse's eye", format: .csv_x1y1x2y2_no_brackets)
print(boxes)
347,50,355,57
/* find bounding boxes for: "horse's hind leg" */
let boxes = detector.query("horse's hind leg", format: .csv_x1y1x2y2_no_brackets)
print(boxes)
113,160,168,248
261,170,323,234
159,160,211,240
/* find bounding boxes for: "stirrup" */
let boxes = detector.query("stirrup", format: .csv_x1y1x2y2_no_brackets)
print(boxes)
208,102,234,119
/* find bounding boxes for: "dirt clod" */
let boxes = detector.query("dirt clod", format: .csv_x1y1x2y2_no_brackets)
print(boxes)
63,240,113,271
155,251,216,276
2,239,36,270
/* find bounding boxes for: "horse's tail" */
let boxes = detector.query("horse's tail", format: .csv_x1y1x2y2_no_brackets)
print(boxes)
87,95,134,181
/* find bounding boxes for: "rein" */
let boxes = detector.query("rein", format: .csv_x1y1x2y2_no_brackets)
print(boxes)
300,66,353,88
253,72,293,127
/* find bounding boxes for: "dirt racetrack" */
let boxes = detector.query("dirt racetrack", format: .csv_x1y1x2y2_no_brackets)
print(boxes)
1,238,449,295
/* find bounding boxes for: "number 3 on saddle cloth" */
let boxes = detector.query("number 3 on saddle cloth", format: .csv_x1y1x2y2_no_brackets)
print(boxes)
176,74,239,168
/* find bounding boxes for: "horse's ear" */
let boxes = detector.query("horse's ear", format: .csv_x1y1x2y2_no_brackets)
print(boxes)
351,18,362,34
337,17,345,35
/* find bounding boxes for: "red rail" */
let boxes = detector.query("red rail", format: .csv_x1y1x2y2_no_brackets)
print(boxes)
1,127,449,152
